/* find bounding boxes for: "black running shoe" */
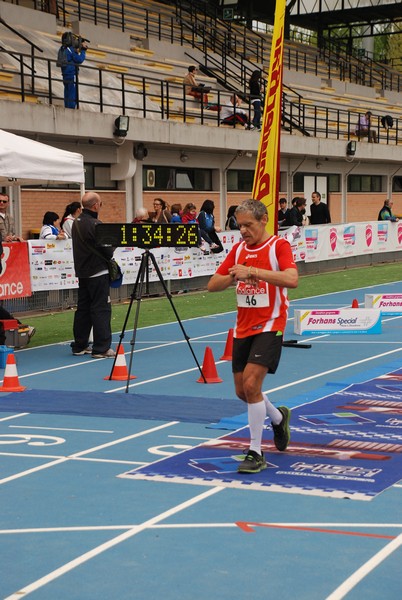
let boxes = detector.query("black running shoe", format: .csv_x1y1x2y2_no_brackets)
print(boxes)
237,450,267,474
272,406,291,451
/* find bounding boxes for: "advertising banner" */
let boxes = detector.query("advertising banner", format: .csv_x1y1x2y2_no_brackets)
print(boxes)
252,0,285,234
294,308,382,335
365,293,402,315
0,242,32,299
28,239,78,290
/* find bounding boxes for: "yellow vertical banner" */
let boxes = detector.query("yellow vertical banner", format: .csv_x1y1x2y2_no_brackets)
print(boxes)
252,0,286,235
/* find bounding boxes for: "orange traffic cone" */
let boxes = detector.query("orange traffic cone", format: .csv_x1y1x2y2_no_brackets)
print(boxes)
0,353,26,392
104,344,136,381
197,346,223,383
351,298,359,308
220,328,233,361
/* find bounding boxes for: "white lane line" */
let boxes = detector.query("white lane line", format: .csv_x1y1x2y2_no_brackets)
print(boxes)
265,346,402,395
8,426,114,433
0,457,69,485
0,413,30,422
7,332,226,382
325,533,402,600
68,421,178,458
2,521,401,536
0,422,177,485
0,452,145,466
106,345,402,394
3,486,224,600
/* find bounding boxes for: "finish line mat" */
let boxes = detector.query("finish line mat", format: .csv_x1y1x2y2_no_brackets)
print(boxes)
121,367,402,500
0,389,241,424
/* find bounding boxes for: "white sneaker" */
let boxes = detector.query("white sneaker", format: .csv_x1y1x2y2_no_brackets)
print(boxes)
92,348,116,359
72,346,92,356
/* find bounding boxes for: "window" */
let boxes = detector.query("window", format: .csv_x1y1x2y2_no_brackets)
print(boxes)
393,177,402,192
227,170,254,192
293,173,304,193
143,167,212,191
22,164,116,190
84,165,116,190
348,175,382,193
328,174,340,192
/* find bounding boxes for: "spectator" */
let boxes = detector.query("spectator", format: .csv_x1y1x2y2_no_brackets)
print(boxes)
0,193,23,242
151,198,172,223
248,69,263,130
198,199,223,253
220,94,251,129
277,198,289,227
181,202,209,252
60,201,82,238
309,191,331,224
170,203,182,223
356,111,377,143
381,115,393,130
183,66,209,106
71,191,115,359
225,205,239,230
132,207,151,223
39,212,66,240
58,32,87,109
286,198,307,227
378,199,399,222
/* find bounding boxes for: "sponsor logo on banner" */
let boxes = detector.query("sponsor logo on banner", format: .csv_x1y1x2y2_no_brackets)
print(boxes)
0,242,32,299
365,224,373,247
343,225,356,246
398,223,402,246
365,293,402,315
294,308,382,334
305,228,318,250
377,222,388,243
329,227,337,252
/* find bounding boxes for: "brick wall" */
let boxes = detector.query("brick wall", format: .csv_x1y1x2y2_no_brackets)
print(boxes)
20,190,127,239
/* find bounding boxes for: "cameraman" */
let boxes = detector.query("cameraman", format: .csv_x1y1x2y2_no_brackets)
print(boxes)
59,34,88,109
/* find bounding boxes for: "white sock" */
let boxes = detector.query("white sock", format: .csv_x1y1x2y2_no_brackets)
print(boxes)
248,400,266,455
262,393,282,425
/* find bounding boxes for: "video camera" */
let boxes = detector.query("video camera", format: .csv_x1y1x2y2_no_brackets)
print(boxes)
61,31,90,51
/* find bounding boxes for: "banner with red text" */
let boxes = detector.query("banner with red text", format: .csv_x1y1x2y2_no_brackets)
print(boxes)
252,0,286,235
0,242,32,299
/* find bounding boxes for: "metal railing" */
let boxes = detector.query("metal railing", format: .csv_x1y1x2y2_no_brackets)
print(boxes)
0,49,400,145
55,0,402,93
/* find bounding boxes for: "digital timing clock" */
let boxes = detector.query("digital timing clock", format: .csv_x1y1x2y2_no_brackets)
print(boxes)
95,223,200,249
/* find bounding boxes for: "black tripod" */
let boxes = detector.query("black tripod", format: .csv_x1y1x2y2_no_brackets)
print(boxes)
107,249,206,392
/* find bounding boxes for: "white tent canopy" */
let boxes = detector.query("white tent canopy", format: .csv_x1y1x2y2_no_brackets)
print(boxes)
0,129,85,185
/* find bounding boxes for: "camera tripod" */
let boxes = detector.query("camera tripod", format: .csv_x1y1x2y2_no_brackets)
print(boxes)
107,249,206,392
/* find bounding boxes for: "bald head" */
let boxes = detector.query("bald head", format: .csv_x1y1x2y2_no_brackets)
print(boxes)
82,192,101,210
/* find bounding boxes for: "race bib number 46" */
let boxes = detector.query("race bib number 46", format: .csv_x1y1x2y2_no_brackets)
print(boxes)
236,281,269,307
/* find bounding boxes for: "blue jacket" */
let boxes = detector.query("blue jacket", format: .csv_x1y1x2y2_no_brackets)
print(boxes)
61,46,86,80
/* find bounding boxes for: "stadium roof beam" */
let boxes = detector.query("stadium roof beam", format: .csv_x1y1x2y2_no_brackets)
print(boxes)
288,1,402,32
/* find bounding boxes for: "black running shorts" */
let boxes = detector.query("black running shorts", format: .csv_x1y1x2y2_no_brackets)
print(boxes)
232,331,283,374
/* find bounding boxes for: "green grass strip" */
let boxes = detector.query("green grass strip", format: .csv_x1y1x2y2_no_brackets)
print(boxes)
22,262,402,348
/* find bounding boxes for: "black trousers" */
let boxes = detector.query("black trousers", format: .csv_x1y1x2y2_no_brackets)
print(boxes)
72,274,112,354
